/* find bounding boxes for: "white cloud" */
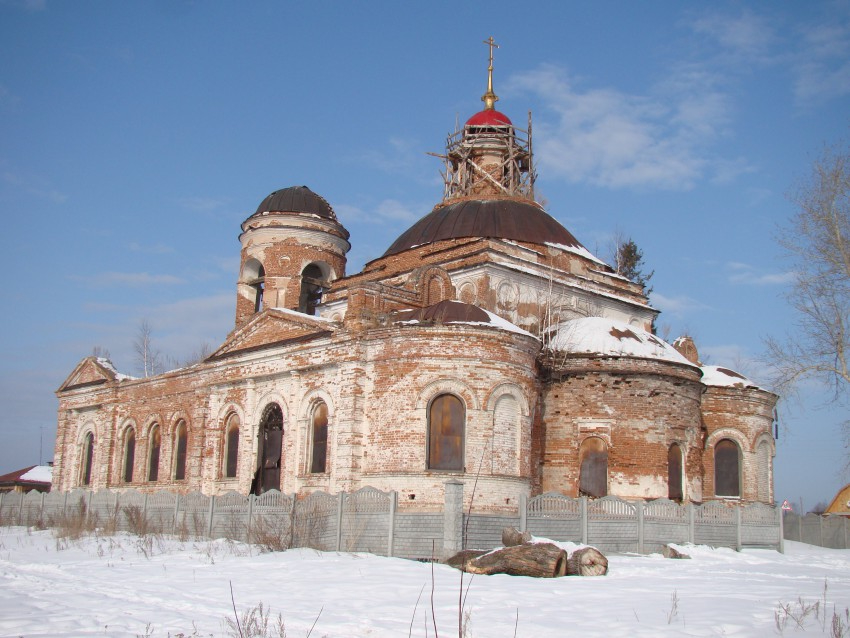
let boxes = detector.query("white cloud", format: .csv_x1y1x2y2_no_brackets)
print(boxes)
336,199,421,225
72,272,186,287
129,242,174,254
506,64,732,190
726,262,795,286
689,10,777,62
176,196,230,213
650,291,710,317
792,19,850,104
2,170,67,203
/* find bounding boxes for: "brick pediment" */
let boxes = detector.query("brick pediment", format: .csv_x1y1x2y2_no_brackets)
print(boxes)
208,308,336,361
58,357,121,392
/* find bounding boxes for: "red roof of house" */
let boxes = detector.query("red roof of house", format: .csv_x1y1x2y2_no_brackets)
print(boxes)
0,465,51,486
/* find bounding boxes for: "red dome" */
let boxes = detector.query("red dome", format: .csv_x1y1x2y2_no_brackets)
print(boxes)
465,109,512,127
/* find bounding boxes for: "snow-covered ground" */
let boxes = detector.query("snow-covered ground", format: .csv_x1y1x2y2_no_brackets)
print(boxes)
0,526,848,637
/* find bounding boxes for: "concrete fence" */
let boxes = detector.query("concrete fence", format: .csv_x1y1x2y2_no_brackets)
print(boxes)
0,483,784,559
782,511,850,549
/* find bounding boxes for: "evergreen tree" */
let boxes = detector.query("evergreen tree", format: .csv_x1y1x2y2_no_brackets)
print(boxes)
614,238,654,295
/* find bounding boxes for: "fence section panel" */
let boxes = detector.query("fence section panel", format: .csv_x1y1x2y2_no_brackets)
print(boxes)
643,498,688,553
588,496,638,553
525,492,581,542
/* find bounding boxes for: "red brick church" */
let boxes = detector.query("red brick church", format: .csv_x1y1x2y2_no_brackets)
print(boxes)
52,42,777,513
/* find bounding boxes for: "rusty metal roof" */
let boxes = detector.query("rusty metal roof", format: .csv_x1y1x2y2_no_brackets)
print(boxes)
396,300,491,324
383,198,583,256
251,186,337,220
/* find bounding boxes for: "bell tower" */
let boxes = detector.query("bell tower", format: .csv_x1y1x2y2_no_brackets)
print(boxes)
435,37,536,202
235,186,350,328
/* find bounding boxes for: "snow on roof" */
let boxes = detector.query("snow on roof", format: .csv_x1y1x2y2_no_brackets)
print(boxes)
396,301,536,339
547,316,692,365
20,465,53,483
700,365,765,390
95,357,135,381
269,307,337,323
544,241,608,267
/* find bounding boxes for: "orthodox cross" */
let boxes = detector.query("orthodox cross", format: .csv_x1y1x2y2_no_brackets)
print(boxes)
482,36,500,109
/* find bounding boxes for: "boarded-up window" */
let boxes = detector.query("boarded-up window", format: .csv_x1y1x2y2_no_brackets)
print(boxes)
224,414,240,478
579,437,607,498
428,394,464,471
174,421,187,481
714,439,740,497
491,394,520,475
310,401,328,473
147,424,161,482
81,432,94,486
756,441,771,503
668,443,683,501
123,428,136,483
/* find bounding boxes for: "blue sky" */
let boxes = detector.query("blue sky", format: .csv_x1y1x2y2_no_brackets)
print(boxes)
1,1,848,510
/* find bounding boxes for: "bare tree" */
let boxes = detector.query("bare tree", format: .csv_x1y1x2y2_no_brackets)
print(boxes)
133,319,163,377
765,141,850,428
91,345,111,360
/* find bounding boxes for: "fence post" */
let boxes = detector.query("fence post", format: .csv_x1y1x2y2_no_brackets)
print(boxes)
63,491,69,518
246,494,254,544
336,492,345,552
387,491,397,558
18,490,25,525
637,500,644,554
519,493,527,533
798,512,803,542
819,515,824,548
688,503,695,544
0,492,3,522
289,493,297,549
845,516,849,550
580,496,588,545
735,506,742,551
40,491,46,523
143,492,149,529
443,481,463,558
778,507,784,554
207,494,216,539
173,493,180,532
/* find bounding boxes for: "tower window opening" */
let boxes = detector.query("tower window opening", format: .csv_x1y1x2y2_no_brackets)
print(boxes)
251,265,266,313
299,264,325,316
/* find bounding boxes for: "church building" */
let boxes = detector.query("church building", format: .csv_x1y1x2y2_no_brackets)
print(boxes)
52,43,778,513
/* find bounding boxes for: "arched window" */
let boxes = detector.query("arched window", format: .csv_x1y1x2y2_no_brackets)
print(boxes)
579,437,608,498
173,420,188,481
80,432,94,486
310,401,329,474
147,424,161,482
427,394,465,471
299,264,325,315
122,428,136,483
223,414,240,479
714,438,741,498
667,443,684,501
